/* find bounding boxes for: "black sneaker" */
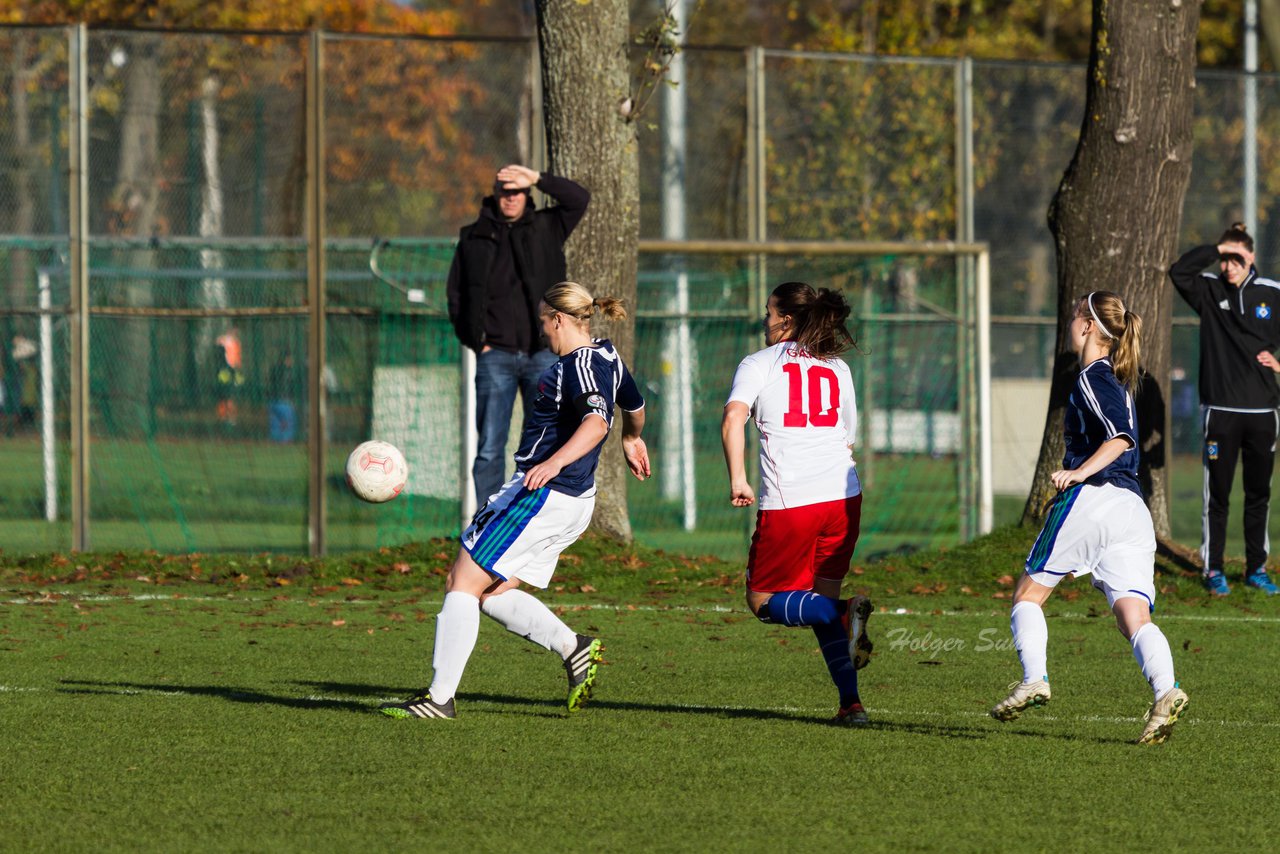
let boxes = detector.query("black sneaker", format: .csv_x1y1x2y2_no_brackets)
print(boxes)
379,690,456,720
564,635,603,712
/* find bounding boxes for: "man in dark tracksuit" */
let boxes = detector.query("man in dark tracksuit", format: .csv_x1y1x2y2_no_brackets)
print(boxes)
1170,224,1280,595
447,164,590,507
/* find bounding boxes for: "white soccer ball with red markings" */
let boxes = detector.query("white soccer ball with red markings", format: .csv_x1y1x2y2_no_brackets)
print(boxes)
345,440,408,503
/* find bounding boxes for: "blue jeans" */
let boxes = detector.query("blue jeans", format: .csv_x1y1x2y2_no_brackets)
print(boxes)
268,400,297,442
473,347,557,506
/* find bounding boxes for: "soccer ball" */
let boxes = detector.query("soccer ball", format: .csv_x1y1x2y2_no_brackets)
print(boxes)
345,440,408,503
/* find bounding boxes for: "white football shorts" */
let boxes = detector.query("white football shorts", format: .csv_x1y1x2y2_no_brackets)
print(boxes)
462,474,594,589
1024,482,1157,611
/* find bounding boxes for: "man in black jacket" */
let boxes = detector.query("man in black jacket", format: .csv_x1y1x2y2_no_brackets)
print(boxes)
1170,223,1280,595
447,164,590,507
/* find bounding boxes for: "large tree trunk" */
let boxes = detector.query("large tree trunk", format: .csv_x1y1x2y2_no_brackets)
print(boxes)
1024,0,1201,540
536,0,640,541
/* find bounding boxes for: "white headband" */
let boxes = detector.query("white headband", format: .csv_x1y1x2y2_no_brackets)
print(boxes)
1086,292,1116,340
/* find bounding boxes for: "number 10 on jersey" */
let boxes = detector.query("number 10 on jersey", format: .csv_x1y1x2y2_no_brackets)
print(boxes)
782,362,839,427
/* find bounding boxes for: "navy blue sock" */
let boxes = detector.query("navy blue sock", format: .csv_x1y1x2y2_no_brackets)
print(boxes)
763,591,841,627
813,622,859,706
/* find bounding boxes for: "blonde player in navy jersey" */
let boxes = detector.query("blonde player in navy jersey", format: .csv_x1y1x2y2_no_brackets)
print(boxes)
722,281,873,726
990,291,1189,744
381,281,650,720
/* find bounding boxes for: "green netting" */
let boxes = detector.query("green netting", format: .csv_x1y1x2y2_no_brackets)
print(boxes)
0,235,984,557
2,26,1280,560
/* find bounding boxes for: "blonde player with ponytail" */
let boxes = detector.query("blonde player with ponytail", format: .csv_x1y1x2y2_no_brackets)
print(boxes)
382,281,650,720
989,291,1189,744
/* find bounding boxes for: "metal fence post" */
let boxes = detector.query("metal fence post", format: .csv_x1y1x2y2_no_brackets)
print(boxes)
955,56,977,539
745,46,766,528
68,23,90,552
306,30,328,556
977,248,993,534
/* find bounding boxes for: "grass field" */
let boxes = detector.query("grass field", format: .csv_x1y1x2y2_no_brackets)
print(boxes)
2,527,1275,851
0,429,1264,566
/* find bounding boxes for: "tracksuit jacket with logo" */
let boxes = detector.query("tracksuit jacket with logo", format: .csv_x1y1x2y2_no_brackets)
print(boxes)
1169,243,1280,409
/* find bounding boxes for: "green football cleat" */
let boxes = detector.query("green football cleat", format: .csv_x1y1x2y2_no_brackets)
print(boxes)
565,635,603,713
379,690,456,720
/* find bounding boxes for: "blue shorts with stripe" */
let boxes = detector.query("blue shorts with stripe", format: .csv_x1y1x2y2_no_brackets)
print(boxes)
462,473,594,589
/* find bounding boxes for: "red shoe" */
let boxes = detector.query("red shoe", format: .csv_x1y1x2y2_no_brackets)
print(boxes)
833,700,869,726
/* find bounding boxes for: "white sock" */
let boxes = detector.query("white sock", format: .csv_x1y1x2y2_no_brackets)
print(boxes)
481,588,578,658
1010,600,1049,684
1130,622,1176,699
427,591,481,703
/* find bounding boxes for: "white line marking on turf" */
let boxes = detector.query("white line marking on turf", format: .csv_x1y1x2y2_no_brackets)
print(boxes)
6,592,1280,625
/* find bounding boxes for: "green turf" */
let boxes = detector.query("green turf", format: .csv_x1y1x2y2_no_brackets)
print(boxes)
0,430,1258,565
1,528,1274,850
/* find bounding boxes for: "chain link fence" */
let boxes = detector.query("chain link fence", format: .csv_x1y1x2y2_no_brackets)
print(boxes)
1,26,1273,555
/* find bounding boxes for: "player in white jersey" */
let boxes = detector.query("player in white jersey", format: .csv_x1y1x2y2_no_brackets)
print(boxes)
381,282,651,720
989,291,1188,744
722,281,873,725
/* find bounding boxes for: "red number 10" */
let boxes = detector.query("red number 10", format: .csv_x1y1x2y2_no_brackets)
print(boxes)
782,363,840,427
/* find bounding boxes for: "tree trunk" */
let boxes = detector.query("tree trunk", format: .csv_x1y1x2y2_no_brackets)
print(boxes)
535,0,640,541
1024,0,1201,540
198,75,227,362
10,32,34,306
1259,0,1280,72
110,35,162,438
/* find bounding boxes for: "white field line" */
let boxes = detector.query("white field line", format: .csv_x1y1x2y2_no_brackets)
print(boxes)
5,592,1280,625
7,683,1264,730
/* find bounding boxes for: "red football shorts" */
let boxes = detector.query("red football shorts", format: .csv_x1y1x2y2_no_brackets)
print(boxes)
746,494,863,593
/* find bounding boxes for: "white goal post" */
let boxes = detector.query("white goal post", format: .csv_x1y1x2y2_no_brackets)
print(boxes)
636,239,993,540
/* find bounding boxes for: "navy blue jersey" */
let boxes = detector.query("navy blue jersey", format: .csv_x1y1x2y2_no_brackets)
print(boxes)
1063,358,1141,497
514,338,644,497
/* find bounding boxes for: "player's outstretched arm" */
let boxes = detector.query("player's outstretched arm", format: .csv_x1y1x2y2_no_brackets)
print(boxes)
721,402,755,507
621,408,651,481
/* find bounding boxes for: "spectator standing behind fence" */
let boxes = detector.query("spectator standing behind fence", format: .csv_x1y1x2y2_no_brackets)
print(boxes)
268,350,299,443
446,164,590,508
1170,224,1280,595
214,327,245,429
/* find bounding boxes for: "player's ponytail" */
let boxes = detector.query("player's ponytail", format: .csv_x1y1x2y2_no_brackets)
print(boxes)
544,281,628,323
592,296,627,320
771,281,855,360
1082,290,1141,394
